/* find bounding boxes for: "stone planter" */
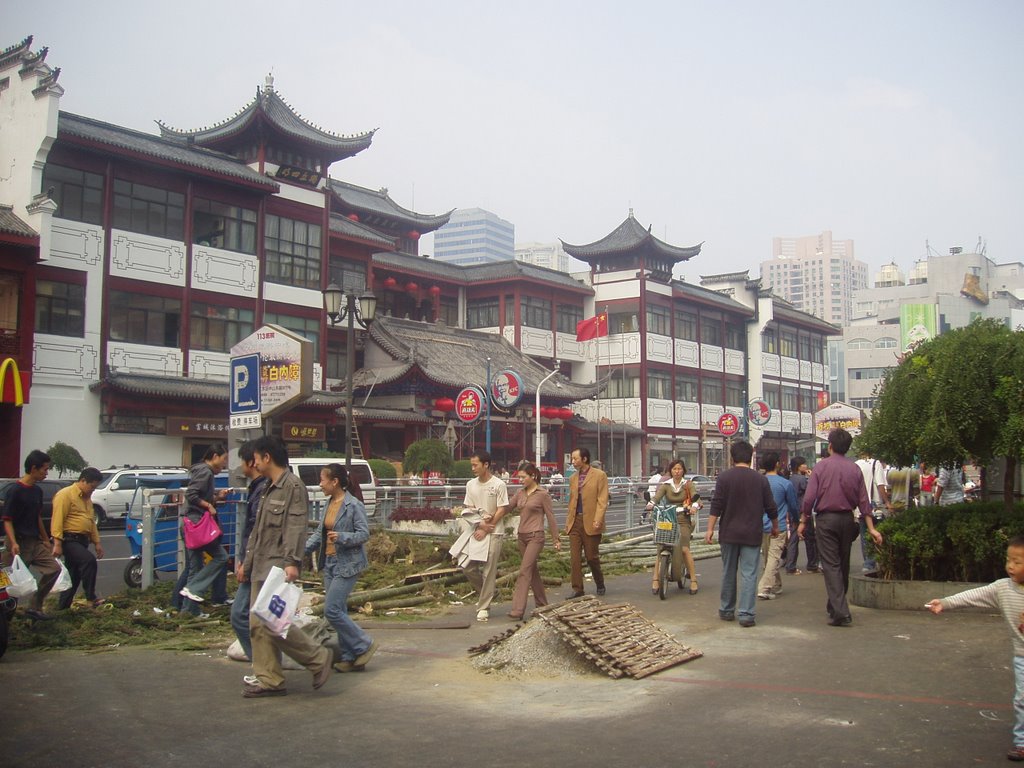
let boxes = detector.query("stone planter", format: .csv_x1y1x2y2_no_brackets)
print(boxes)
389,519,460,536
850,573,989,611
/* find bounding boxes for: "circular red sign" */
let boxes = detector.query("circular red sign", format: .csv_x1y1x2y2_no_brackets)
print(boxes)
455,386,485,423
717,413,740,437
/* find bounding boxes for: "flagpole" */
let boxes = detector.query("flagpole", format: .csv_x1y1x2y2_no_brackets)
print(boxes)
604,304,609,471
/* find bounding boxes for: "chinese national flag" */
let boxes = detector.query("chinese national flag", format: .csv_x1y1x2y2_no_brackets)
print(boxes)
576,313,609,342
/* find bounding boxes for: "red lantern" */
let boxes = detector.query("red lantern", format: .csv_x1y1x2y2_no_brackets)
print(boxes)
347,213,360,222
540,406,556,419
383,276,397,289
434,397,455,412
429,285,441,297
559,408,574,420
406,282,419,293
408,230,420,241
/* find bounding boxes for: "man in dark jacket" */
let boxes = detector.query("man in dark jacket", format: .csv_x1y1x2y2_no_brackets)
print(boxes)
705,441,778,628
230,440,268,662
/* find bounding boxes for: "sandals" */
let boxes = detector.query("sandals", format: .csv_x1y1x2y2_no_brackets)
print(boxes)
651,581,659,595
689,582,699,595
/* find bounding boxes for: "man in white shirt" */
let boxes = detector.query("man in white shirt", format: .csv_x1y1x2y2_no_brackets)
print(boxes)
854,453,891,573
462,451,509,622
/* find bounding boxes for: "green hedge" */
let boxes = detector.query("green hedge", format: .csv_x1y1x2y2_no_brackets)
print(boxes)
876,502,1024,582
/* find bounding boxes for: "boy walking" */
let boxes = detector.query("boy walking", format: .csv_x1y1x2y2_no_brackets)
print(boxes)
927,536,1024,761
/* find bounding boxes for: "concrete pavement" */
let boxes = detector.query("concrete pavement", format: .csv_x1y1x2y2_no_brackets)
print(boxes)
1,554,1016,768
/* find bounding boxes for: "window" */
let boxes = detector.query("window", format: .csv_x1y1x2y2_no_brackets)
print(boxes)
263,312,319,350
264,214,322,290
607,370,639,398
725,324,745,351
556,303,583,334
851,367,887,380
647,371,672,399
189,303,254,353
112,179,184,240
762,329,777,353
609,312,638,333
438,296,459,327
326,341,347,380
782,386,799,411
504,294,515,326
520,296,551,330
467,298,499,328
851,397,877,410
780,331,797,358
327,258,367,293
674,309,697,341
646,305,671,336
36,279,85,337
0,274,17,331
701,378,722,405
192,198,256,254
676,374,698,402
43,164,104,225
811,335,824,363
700,319,720,347
875,336,898,349
801,390,817,412
764,388,780,409
846,338,871,350
726,380,745,408
798,334,812,361
109,291,181,347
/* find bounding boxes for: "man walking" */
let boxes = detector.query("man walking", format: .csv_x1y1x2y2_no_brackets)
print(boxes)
565,447,609,598
238,436,332,697
784,456,818,574
855,451,890,573
51,467,105,609
704,441,777,627
1,450,61,620
231,440,269,662
460,451,509,622
798,428,884,627
757,452,796,601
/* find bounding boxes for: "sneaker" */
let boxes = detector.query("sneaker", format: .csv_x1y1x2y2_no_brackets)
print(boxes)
719,612,735,622
312,662,332,690
1007,747,1024,761
739,619,756,628
757,593,775,601
353,639,378,669
333,660,357,673
179,587,204,603
243,682,287,698
476,609,489,622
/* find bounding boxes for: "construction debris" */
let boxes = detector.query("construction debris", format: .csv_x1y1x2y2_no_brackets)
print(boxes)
469,596,702,679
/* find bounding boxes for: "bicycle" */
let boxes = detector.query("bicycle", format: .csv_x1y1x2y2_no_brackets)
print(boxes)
651,500,681,600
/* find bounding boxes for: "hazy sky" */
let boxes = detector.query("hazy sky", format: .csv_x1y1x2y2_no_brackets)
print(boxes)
9,1,1023,278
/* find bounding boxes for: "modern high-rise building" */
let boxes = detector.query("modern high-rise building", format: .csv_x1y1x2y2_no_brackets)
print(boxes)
514,241,582,274
433,207,514,266
761,230,868,326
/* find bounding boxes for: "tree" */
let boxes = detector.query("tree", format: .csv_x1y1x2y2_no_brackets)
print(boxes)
859,319,1024,510
402,439,454,478
47,441,88,478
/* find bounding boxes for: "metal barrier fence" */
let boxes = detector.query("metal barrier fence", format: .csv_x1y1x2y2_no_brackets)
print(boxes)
135,480,694,589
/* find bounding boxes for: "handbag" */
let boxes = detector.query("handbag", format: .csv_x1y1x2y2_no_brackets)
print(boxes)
252,566,302,638
182,509,222,550
4,554,38,598
52,558,73,593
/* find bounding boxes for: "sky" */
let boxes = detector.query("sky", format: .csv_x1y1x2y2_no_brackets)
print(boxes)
8,1,1024,279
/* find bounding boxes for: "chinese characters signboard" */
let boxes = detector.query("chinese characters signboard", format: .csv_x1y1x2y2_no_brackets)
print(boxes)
230,324,313,423
814,401,863,441
283,422,325,442
717,413,740,437
455,386,485,423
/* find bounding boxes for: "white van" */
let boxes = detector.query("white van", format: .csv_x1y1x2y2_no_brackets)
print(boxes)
287,458,377,518
91,466,188,524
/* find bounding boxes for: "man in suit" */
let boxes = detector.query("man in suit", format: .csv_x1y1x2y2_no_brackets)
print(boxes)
565,447,609,597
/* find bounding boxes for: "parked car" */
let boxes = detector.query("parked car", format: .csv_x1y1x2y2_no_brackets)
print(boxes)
90,466,187,526
0,477,74,532
287,458,378,517
685,474,717,501
607,476,643,499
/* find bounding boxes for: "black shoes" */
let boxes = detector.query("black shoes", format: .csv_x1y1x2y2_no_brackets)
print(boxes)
739,619,756,628
828,616,853,627
596,586,606,596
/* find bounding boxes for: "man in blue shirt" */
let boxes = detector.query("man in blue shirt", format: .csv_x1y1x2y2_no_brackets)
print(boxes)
757,451,797,600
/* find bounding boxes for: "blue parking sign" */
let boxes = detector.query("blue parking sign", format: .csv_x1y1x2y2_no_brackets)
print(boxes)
230,354,261,415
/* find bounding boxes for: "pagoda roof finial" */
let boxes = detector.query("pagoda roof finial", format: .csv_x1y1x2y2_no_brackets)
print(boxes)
264,71,274,92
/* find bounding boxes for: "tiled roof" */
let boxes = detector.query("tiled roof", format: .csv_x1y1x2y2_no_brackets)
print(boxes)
0,205,37,238
771,301,839,334
355,316,600,401
673,279,755,316
89,372,346,408
328,179,453,232
562,214,702,262
59,112,277,190
353,406,432,424
158,84,374,160
329,213,396,249
372,252,592,292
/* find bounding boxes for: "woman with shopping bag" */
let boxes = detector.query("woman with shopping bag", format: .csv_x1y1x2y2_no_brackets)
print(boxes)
179,444,229,614
304,463,377,673
1,450,61,620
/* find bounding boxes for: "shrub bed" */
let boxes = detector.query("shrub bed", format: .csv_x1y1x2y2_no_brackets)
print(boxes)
876,501,1024,581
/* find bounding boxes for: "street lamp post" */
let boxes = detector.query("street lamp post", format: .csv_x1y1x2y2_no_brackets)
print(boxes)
535,362,561,469
324,282,377,472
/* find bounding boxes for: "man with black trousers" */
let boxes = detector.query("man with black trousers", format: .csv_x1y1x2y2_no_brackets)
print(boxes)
797,428,884,627
784,456,819,574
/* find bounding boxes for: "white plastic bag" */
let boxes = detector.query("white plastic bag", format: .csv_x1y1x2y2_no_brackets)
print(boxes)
5,555,38,599
52,558,73,593
252,566,302,638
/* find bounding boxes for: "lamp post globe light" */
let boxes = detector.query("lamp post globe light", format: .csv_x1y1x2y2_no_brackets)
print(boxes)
323,282,377,470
